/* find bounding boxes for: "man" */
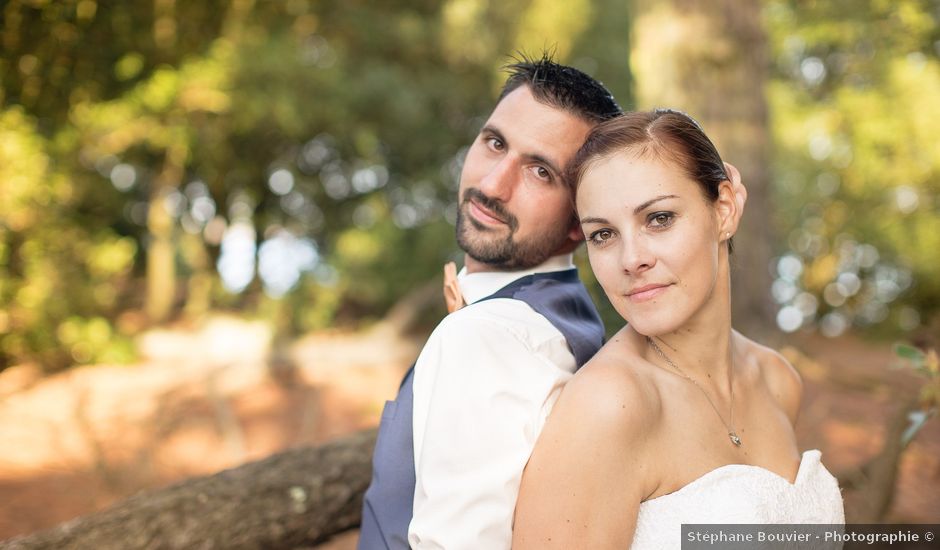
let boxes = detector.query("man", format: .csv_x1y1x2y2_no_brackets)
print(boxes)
359,55,620,550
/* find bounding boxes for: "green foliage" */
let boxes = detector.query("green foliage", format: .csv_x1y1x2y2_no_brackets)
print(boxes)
766,0,940,337
8,0,936,374
0,107,138,370
891,343,939,445
1,0,632,372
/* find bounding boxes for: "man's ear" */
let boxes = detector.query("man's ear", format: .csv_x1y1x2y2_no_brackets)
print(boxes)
568,218,584,243
550,216,585,256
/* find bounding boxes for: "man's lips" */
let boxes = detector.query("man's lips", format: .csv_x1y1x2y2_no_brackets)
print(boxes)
626,283,671,303
468,199,506,225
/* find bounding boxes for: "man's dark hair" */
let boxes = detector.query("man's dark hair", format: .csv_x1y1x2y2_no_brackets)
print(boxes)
498,52,622,125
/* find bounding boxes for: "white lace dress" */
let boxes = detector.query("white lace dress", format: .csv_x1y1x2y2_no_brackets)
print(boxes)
630,450,845,549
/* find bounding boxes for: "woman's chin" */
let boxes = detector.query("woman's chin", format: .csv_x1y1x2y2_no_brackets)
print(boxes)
621,315,684,339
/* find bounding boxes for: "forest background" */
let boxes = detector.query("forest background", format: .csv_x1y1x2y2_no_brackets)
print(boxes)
1,0,939,547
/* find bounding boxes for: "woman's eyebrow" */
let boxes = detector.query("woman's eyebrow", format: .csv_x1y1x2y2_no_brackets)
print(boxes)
580,195,680,224
633,194,678,214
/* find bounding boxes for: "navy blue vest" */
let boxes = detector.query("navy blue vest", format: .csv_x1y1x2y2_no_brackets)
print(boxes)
358,268,604,550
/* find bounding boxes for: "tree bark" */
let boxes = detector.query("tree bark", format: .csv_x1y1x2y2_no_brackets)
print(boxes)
630,0,776,338
1,429,377,550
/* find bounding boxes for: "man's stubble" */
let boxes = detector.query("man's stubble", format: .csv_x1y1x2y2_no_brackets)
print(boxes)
455,188,571,271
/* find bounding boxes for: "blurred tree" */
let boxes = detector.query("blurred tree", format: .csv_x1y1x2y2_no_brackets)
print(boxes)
1,0,633,372
0,106,137,371
766,0,940,338
630,0,776,338
1,0,237,368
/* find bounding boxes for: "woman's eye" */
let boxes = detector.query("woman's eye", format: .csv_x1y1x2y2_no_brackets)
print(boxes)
589,229,613,245
648,212,675,228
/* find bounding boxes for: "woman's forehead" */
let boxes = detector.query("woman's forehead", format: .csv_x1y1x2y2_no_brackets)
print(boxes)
575,152,706,214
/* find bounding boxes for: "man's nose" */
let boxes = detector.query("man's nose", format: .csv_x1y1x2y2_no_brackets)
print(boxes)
477,155,517,202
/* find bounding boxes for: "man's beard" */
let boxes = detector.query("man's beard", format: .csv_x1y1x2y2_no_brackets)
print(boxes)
455,188,569,270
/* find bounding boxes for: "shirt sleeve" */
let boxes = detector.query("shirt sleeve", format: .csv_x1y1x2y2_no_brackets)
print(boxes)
408,304,575,550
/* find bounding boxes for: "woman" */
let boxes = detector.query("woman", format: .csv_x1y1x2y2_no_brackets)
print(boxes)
512,110,844,549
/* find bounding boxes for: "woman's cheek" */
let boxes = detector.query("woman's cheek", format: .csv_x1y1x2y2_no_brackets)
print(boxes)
588,249,619,291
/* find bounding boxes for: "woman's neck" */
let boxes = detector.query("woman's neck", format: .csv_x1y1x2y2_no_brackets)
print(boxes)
637,274,735,392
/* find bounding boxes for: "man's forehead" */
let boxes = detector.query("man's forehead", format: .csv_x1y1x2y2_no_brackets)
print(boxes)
486,86,566,123
484,87,592,161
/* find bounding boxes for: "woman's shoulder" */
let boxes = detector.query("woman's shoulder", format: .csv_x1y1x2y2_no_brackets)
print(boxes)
558,333,664,437
735,331,803,423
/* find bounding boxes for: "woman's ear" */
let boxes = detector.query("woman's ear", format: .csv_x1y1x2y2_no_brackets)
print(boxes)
724,162,747,215
715,179,742,241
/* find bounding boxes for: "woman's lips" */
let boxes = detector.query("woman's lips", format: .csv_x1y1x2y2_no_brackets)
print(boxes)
626,284,671,303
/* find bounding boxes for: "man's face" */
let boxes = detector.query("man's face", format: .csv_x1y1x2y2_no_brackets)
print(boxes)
455,86,593,270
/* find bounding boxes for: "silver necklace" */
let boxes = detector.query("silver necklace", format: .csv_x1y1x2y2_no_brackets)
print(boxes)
646,336,742,447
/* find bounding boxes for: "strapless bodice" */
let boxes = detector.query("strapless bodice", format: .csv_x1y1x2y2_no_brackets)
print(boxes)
630,450,845,549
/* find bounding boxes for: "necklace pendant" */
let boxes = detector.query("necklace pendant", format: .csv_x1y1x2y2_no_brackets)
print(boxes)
729,432,742,446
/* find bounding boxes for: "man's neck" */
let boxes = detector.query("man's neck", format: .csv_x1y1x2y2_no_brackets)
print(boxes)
462,252,575,275
463,253,495,274
462,253,533,274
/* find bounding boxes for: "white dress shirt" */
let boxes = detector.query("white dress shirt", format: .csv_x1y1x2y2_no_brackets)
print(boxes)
408,254,579,549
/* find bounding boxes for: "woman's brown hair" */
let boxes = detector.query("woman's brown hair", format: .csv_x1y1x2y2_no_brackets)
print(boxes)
566,108,733,251
567,108,729,202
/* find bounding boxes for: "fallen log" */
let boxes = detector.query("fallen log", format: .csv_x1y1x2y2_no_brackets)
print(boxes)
1,429,377,550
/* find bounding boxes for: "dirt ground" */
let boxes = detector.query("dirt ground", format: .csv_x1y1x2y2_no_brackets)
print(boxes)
0,317,937,547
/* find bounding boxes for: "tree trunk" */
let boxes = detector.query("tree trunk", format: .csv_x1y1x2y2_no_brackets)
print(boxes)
181,232,213,320
570,0,634,110
630,0,776,338
1,429,377,550
145,145,186,324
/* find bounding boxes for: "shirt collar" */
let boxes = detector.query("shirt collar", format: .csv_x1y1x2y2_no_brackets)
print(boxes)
457,253,576,305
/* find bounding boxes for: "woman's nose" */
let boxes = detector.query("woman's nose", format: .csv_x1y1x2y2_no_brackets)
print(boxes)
620,236,655,274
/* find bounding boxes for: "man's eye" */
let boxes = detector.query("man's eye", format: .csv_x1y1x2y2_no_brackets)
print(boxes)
487,137,505,151
534,166,551,180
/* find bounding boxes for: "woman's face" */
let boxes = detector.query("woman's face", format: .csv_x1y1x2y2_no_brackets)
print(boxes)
576,150,735,336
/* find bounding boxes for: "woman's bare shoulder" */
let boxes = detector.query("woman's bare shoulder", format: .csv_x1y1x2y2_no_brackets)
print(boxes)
735,331,803,423
514,338,658,548
556,336,664,439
